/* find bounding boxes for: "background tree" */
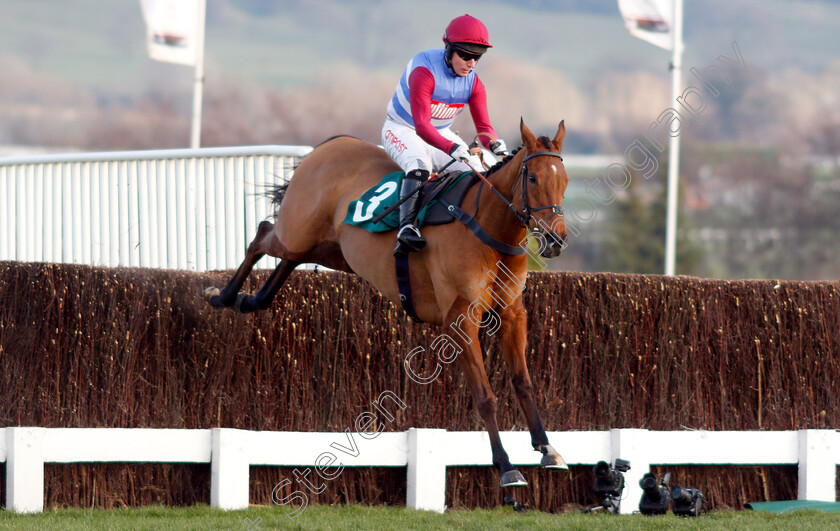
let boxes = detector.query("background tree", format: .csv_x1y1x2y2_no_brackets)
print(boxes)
600,159,700,275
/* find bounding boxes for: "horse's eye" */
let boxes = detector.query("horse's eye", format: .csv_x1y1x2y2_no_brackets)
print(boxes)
528,174,537,184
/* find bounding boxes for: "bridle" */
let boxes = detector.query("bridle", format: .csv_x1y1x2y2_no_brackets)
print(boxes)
512,151,565,227
442,148,567,258
477,150,566,228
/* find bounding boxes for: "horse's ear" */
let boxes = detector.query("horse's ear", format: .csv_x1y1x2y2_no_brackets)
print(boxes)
553,120,566,151
520,117,537,150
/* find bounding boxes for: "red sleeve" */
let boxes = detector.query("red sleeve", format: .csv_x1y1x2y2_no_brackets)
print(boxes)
468,76,499,149
408,67,458,154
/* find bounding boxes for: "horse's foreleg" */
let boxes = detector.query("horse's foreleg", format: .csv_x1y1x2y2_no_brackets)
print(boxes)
498,298,568,470
204,220,274,309
447,299,527,488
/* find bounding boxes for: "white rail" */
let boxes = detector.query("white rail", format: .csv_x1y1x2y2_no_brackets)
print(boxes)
0,146,312,271
2,427,838,514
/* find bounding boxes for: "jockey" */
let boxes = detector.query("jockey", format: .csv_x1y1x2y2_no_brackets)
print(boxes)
382,13,508,256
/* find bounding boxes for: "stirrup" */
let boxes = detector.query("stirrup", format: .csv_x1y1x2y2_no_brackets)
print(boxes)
394,225,426,255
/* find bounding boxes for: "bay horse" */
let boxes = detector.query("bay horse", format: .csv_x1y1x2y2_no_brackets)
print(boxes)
204,119,570,490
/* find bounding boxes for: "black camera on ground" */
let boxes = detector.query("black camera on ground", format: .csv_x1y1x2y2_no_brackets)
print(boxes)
638,472,671,515
591,458,631,513
670,486,705,517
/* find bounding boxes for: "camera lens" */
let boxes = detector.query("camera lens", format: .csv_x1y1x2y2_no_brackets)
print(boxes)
593,461,613,481
671,486,692,503
639,473,657,491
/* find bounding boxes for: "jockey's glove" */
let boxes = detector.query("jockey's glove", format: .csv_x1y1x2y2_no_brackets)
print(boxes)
449,143,472,163
490,139,508,156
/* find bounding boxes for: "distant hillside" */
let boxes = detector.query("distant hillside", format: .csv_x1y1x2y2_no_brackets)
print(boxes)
1,0,838,154
3,0,839,94
3,0,839,281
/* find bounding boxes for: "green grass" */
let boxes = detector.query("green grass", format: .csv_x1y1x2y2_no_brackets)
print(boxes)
2,504,840,530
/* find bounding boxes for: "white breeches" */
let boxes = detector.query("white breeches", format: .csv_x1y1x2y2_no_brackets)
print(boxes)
381,119,482,175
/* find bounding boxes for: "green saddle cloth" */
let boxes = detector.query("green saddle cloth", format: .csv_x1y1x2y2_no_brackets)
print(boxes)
343,171,469,233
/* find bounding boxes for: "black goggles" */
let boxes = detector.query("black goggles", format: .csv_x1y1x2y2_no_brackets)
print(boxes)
453,48,482,62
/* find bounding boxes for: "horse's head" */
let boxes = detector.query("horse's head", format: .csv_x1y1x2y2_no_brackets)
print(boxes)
513,119,569,258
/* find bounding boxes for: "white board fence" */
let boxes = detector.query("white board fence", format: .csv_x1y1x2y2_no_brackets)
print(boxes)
2,427,838,514
0,145,312,271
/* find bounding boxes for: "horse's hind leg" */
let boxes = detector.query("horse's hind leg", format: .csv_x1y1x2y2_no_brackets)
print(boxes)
204,220,278,309
498,297,568,470
233,241,351,312
234,258,300,314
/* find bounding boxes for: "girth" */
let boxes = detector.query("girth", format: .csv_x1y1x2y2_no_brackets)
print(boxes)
395,175,525,323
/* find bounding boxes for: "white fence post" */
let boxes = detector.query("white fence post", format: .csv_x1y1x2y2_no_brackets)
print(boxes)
406,428,447,513
610,428,651,515
798,429,838,502
211,428,251,510
6,427,46,513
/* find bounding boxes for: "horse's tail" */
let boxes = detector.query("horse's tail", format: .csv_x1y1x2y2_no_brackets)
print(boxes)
268,182,290,208
268,135,358,208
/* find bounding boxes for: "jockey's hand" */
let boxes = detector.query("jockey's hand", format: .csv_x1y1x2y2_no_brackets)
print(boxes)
449,143,471,163
490,139,508,157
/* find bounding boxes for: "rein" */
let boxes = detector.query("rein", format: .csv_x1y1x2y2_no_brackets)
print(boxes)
442,149,565,257
467,150,565,228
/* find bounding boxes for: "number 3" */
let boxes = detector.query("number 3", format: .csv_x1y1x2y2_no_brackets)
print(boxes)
352,181,397,222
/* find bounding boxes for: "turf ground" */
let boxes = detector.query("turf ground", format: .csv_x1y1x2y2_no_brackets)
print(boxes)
2,504,840,530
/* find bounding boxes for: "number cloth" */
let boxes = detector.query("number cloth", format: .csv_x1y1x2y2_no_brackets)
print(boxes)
343,171,472,232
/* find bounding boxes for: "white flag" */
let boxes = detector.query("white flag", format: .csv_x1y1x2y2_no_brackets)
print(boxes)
618,0,673,51
140,0,202,65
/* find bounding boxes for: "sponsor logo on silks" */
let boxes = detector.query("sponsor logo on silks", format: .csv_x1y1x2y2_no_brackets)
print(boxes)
384,129,408,154
430,101,465,120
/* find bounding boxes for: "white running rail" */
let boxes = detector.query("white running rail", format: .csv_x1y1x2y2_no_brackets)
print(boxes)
2,427,838,514
0,145,312,271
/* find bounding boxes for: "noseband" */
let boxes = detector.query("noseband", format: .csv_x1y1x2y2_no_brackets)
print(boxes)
481,151,565,228
512,151,565,227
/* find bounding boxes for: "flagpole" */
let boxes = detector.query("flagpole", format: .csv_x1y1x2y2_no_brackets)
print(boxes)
664,0,683,276
189,0,207,149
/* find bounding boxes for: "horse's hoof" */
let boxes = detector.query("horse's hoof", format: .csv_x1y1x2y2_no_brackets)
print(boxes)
234,292,257,314
203,287,221,302
504,494,526,512
541,455,569,470
500,469,528,488
205,287,231,309
539,445,569,470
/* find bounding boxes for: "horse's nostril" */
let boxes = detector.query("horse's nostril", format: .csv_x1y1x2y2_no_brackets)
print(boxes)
546,232,565,248
540,246,562,258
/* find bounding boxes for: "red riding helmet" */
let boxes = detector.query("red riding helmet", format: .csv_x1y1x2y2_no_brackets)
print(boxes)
442,14,492,54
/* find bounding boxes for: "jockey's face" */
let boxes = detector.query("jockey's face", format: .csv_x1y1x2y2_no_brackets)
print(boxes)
450,49,479,76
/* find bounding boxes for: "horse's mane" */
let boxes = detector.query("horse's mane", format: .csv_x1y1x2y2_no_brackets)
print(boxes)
485,136,554,177
485,147,522,178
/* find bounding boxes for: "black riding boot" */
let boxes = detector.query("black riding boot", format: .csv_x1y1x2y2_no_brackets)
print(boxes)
394,169,429,256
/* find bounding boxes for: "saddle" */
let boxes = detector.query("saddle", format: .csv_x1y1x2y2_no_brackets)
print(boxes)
342,170,479,232
343,169,524,323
